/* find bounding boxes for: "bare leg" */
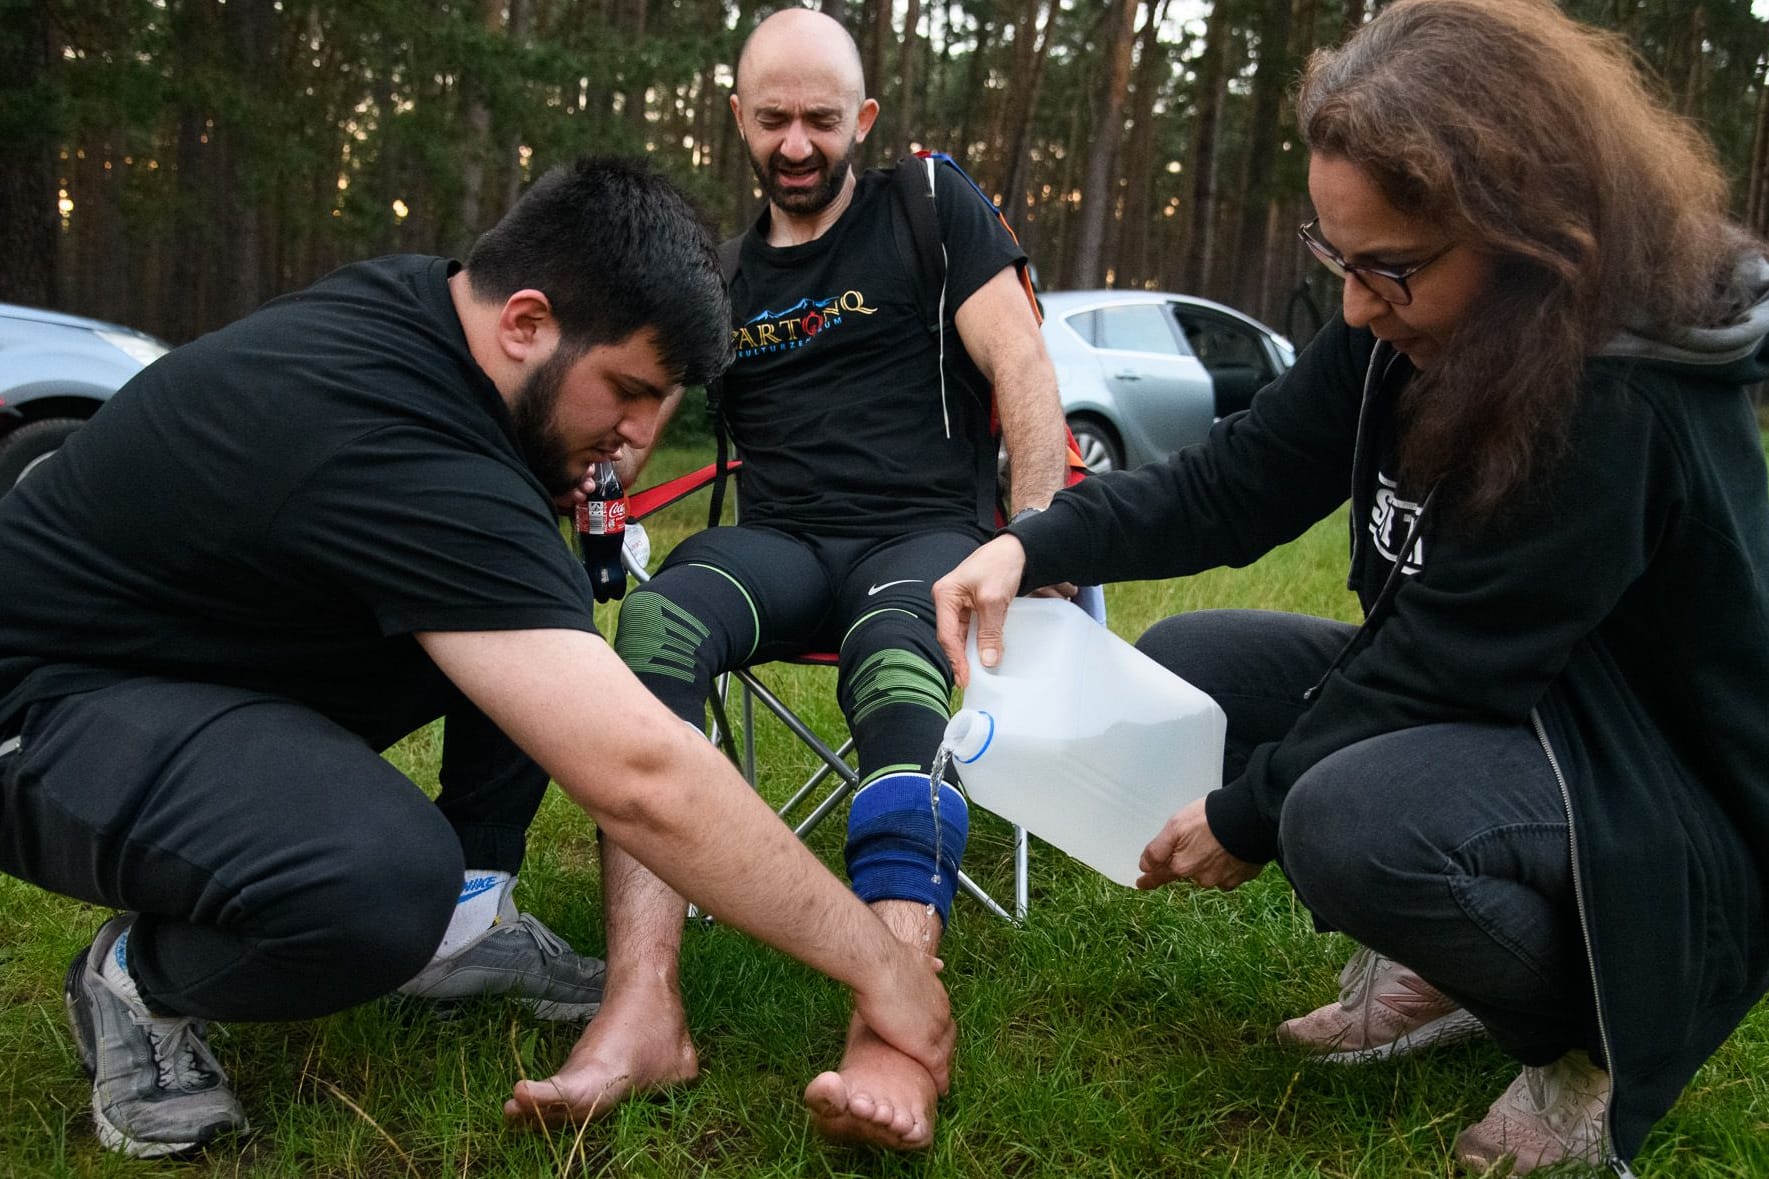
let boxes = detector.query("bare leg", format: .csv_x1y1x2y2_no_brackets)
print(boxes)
803,899,944,1150
505,837,700,1126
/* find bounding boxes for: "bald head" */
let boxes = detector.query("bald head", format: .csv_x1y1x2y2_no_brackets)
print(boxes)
730,7,879,226
735,8,867,106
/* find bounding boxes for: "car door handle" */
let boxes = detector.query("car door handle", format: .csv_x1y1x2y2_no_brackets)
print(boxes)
1111,370,1143,381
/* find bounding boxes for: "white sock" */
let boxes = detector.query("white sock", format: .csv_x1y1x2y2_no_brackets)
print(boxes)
101,926,145,1005
433,870,513,959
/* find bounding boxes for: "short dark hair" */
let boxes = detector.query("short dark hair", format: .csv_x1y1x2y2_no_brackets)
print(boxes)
465,156,731,388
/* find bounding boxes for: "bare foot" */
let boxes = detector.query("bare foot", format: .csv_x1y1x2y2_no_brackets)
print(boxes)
803,899,945,1150
805,1014,940,1149
504,992,699,1127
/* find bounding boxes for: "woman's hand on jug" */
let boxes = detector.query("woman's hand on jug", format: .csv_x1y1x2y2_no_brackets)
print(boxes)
933,536,1028,688
1137,798,1261,891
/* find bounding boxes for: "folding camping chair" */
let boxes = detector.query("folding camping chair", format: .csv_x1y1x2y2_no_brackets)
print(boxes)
621,461,1032,923
614,152,1113,922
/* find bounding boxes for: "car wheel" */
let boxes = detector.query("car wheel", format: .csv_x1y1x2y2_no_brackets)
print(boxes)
1066,416,1123,474
0,417,85,492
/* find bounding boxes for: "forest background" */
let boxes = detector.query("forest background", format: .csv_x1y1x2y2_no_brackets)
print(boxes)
3,0,1769,356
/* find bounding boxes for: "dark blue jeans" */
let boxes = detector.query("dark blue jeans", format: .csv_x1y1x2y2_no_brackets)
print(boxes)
1137,609,1595,1064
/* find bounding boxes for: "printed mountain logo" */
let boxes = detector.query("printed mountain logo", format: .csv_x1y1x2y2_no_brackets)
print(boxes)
733,290,877,358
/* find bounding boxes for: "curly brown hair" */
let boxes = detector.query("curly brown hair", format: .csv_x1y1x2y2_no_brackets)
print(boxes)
1297,0,1754,525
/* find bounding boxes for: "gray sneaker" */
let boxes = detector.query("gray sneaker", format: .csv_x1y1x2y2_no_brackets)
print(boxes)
64,915,248,1158
397,894,605,1021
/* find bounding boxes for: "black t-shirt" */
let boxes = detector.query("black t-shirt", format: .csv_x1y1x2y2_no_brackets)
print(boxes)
725,163,1025,535
0,255,596,736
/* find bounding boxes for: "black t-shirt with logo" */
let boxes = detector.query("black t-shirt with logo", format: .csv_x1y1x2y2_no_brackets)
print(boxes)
725,164,1025,536
0,255,596,737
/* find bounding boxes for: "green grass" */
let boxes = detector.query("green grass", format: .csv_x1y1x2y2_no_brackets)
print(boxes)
2,443,1765,1177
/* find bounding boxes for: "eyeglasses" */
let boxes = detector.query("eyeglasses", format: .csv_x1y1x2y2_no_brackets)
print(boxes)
1297,218,1454,307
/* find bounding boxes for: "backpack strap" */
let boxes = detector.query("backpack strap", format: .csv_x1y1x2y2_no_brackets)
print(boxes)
707,232,745,528
889,153,998,524
887,152,1085,523
890,154,947,343
890,154,964,438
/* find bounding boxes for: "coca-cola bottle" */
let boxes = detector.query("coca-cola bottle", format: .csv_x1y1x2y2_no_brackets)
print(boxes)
574,460,628,602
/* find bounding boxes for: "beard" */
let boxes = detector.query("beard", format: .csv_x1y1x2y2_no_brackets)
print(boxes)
748,138,857,215
507,348,578,497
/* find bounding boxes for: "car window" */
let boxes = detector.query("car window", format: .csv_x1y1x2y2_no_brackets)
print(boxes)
1172,311,1273,379
1064,309,1101,346
1088,305,1184,355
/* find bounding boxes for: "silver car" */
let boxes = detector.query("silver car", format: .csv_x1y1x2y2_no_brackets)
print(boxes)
1040,290,1296,472
0,303,170,493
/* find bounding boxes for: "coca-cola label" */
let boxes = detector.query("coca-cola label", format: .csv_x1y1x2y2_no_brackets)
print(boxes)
575,497,627,536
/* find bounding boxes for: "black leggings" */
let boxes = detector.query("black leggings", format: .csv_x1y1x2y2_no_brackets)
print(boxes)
614,525,981,783
0,675,549,1022
613,525,982,916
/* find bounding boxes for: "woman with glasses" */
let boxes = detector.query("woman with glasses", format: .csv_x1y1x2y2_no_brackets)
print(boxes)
932,0,1769,1172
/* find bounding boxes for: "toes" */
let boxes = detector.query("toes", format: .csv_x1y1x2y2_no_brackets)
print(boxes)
505,1081,566,1126
849,1091,884,1123
881,1099,927,1145
883,1103,915,1136
506,1076,620,1128
803,1068,937,1151
803,1071,851,1118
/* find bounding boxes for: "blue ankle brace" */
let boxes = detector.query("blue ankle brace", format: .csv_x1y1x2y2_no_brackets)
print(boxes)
845,771,969,924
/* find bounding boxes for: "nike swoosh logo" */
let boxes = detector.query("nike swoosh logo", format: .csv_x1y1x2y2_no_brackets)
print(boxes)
867,579,922,595
457,875,502,904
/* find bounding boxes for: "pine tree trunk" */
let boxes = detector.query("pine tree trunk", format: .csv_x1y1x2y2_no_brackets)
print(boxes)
1180,0,1230,294
1749,51,1769,236
459,0,505,242
1116,1,1169,289
897,0,922,156
1231,0,1295,315
1071,0,1138,288
1000,0,1054,238
0,0,58,307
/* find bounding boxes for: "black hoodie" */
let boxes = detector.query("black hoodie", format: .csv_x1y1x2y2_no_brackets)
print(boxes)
1009,258,1769,1164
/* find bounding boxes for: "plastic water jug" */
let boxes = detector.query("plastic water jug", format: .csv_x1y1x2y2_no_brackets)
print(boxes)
941,597,1226,887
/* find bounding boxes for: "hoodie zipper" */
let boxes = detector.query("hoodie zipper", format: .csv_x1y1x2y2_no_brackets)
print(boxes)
1529,707,1638,1179
1302,342,1409,703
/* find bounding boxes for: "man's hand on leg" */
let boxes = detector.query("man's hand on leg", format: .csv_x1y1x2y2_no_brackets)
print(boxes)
804,898,945,1150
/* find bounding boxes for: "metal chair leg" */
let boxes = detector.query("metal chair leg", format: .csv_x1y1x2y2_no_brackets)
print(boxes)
1014,824,1029,922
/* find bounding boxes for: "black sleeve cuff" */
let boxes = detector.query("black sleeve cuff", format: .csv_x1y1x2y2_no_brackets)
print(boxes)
1003,498,1088,593
1204,779,1280,864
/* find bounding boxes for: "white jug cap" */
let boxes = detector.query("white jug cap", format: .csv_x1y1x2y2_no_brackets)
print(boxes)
943,709,994,764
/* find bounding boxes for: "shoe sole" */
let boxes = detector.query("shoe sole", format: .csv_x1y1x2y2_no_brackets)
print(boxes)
64,938,245,1159
65,947,101,1077
525,996,602,1022
1309,1007,1488,1064
405,994,603,1022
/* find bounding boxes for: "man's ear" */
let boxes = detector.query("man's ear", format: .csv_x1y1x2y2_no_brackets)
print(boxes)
496,289,557,364
856,97,879,142
729,94,746,142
